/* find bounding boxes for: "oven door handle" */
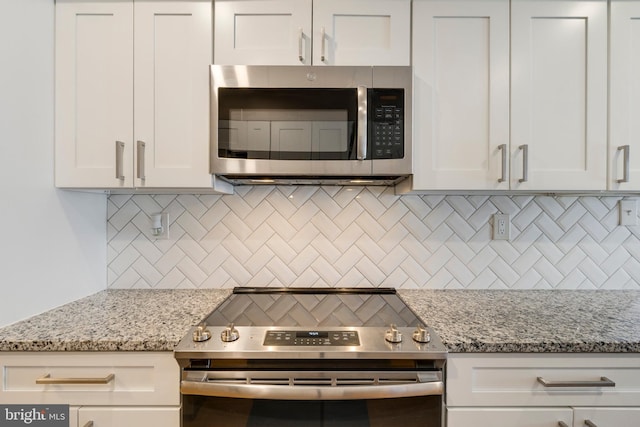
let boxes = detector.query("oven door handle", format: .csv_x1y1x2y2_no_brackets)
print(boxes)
181,379,444,400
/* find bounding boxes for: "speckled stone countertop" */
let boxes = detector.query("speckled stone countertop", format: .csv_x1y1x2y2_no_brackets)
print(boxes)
0,289,638,353
399,289,640,353
0,289,231,351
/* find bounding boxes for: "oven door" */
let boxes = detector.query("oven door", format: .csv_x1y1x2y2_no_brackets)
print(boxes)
181,368,444,427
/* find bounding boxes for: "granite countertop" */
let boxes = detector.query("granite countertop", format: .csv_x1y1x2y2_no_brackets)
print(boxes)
0,289,638,353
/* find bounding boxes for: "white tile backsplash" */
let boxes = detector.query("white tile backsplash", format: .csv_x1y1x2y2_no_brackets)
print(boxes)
107,187,640,289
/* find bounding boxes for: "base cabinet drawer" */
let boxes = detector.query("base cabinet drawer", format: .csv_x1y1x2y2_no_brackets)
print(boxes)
0,352,179,406
573,408,640,427
447,408,572,427
447,354,640,407
78,407,180,427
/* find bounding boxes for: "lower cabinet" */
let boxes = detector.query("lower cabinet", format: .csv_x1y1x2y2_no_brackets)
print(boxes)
446,354,640,427
0,352,180,427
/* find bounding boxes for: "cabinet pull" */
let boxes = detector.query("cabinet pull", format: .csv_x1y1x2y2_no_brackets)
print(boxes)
536,376,615,388
617,145,630,183
298,27,304,62
115,141,125,180
83,422,94,427
320,27,326,62
498,144,507,182
36,373,115,385
357,86,367,160
584,421,598,427
558,422,569,427
137,140,146,180
519,144,528,183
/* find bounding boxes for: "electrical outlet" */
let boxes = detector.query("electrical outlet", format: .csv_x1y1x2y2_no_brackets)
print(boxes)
151,212,170,240
493,213,510,240
620,200,638,226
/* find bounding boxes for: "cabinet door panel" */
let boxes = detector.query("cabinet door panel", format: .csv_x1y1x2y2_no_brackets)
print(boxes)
79,407,179,427
313,0,410,65
448,408,572,427
610,0,640,190
134,0,212,188
214,0,312,65
412,0,509,190
55,0,134,188
573,408,640,427
511,0,607,190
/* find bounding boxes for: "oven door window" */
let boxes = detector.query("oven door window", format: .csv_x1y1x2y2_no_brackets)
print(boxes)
217,88,358,161
183,395,441,427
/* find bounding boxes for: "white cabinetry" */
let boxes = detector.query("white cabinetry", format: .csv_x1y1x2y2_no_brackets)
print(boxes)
55,0,213,190
446,354,640,427
0,352,179,427
214,0,410,66
511,0,607,191
412,0,510,190
412,0,607,191
610,0,640,190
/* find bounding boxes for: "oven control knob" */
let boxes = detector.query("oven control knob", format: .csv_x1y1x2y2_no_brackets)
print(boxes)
221,323,240,342
412,325,431,343
385,324,402,343
192,323,212,342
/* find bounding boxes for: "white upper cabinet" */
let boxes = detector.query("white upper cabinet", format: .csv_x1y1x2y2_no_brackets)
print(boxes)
55,0,134,188
312,0,410,66
412,0,510,190
511,0,608,191
134,0,212,188
56,0,213,189
214,0,313,65
610,0,640,190
214,0,410,66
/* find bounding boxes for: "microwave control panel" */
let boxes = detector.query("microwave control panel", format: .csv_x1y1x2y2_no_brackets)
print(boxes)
369,89,404,159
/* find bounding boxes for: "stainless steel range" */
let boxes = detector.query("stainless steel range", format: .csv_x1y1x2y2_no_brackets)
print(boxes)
174,287,447,427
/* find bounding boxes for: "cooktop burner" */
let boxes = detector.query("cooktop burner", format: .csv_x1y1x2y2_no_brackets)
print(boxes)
204,287,422,327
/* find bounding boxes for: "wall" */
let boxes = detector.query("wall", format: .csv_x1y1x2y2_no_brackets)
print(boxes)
0,0,106,327
108,188,640,289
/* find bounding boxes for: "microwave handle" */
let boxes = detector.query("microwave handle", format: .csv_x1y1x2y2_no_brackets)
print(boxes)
357,86,367,160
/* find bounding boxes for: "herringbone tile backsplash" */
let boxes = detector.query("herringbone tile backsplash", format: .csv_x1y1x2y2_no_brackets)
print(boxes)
107,187,640,289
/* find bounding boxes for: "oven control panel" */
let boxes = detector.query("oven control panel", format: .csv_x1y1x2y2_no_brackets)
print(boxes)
263,330,360,346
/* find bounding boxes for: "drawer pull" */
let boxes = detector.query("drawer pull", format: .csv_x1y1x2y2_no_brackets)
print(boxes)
537,376,615,388
83,422,94,427
558,422,569,427
584,421,598,427
36,373,115,385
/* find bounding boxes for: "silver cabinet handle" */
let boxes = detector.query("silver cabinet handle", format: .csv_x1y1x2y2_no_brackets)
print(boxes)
36,373,115,385
357,86,367,160
115,141,125,180
498,144,507,182
558,422,569,427
321,27,326,62
298,27,304,62
618,145,630,183
137,140,146,180
83,422,94,427
519,144,528,183
584,421,598,427
537,376,615,388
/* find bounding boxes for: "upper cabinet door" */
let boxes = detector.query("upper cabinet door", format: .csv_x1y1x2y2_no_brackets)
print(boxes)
214,0,312,65
312,0,410,66
134,0,213,188
511,0,607,191
55,0,134,188
610,0,640,191
412,0,510,190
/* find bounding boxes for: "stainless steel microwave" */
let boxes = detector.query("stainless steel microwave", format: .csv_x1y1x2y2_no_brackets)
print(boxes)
210,65,412,185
